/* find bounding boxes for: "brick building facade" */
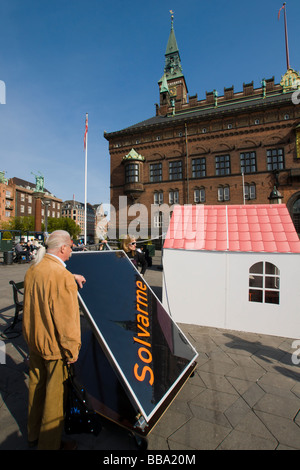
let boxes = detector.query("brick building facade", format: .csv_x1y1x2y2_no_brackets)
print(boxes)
10,177,62,224
104,17,300,239
0,172,15,223
61,199,96,241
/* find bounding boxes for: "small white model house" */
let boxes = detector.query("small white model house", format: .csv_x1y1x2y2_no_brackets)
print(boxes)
162,204,300,338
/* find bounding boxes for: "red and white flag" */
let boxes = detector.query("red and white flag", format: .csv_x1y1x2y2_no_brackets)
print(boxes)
278,3,285,20
84,113,88,149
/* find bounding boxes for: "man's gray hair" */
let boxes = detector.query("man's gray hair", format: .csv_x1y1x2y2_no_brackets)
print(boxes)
46,230,72,251
32,230,71,265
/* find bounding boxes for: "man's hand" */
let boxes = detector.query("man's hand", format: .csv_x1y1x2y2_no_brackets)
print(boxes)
74,274,86,288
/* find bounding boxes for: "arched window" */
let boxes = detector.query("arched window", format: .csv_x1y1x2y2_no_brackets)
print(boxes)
292,198,300,234
249,262,280,305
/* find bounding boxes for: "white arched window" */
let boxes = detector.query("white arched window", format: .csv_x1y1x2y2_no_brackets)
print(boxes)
249,262,280,305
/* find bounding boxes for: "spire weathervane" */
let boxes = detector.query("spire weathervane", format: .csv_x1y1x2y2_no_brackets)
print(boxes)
170,10,174,28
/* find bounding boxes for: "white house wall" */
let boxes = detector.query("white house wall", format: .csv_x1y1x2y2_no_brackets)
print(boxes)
163,249,300,339
163,249,227,328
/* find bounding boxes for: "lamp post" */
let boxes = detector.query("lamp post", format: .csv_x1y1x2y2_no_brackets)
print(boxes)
268,186,283,204
42,198,52,235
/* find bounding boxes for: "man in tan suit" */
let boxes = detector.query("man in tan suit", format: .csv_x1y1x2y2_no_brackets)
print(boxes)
23,230,86,450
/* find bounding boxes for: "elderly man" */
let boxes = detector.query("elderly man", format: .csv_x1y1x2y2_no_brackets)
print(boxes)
23,230,86,450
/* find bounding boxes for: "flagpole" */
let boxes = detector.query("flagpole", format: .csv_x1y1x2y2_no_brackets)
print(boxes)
279,3,290,70
283,2,290,70
84,113,88,245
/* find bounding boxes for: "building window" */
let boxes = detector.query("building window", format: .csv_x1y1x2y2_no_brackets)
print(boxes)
240,152,257,173
267,148,285,171
150,163,162,182
20,205,24,213
292,198,300,234
154,191,163,205
215,155,230,176
244,183,256,200
153,212,162,228
194,188,205,203
218,185,230,202
169,190,179,205
20,193,25,202
192,158,206,178
125,163,139,183
249,262,280,305
169,161,182,180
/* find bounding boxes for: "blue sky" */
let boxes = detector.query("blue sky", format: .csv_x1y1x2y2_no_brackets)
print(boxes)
0,0,299,210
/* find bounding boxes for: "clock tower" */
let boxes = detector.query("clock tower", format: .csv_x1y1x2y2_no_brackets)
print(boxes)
158,11,188,108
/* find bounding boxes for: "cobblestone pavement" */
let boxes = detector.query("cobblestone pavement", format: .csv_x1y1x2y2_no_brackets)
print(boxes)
0,253,300,451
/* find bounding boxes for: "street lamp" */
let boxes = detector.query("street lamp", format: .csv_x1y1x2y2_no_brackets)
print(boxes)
42,198,52,235
268,186,283,204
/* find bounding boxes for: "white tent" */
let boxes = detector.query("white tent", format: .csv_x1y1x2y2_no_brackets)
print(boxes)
163,204,300,339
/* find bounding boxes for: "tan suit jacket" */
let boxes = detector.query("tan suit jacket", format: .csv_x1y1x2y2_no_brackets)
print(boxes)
23,254,81,362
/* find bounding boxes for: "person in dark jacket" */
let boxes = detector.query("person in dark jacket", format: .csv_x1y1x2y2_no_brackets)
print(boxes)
122,235,147,275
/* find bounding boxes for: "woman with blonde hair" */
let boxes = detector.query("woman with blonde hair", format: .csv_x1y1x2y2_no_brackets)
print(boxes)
122,235,147,276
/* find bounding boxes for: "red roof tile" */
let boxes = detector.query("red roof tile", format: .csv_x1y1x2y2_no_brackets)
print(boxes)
164,204,300,253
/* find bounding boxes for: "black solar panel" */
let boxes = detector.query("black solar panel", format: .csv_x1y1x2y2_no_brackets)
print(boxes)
66,250,198,434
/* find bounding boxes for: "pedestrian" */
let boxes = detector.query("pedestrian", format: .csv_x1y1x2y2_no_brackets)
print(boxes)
23,230,86,450
15,241,31,262
121,235,147,275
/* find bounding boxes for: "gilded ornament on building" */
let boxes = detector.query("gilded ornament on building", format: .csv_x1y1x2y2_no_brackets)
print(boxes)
280,68,300,92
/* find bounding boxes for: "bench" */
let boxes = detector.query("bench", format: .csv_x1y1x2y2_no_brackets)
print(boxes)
13,251,29,264
10,280,24,327
1,281,24,339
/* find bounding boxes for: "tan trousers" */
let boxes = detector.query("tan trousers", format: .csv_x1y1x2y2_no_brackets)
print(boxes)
27,352,68,450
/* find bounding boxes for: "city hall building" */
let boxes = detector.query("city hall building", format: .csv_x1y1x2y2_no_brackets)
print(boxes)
104,17,300,240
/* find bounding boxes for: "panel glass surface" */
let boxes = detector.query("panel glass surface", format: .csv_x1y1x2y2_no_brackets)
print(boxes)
66,251,198,420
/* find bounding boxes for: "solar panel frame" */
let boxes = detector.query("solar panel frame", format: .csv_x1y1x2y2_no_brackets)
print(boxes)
66,250,198,429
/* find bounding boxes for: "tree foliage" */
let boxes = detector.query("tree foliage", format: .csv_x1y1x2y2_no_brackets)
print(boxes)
0,216,81,239
46,218,81,239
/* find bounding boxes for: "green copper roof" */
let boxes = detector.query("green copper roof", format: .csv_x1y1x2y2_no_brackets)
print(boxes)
122,148,145,162
160,73,169,93
165,20,179,55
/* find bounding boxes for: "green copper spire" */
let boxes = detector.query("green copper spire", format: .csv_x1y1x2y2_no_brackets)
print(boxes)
164,11,183,79
159,11,184,84
165,11,179,55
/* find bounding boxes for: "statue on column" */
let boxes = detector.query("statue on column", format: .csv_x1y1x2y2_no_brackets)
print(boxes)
31,171,45,193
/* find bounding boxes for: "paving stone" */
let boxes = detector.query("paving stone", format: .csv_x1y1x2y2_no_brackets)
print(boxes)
197,370,239,395
253,393,300,419
189,401,232,428
226,365,266,382
224,396,252,427
190,388,238,413
234,410,277,442
217,429,277,450
258,371,299,391
255,410,300,449
168,417,231,450
241,383,266,407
